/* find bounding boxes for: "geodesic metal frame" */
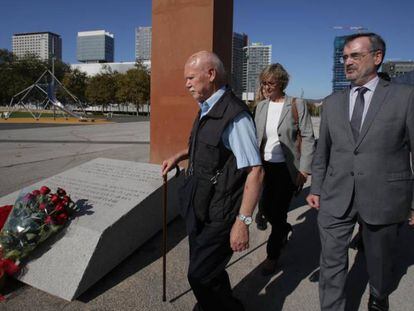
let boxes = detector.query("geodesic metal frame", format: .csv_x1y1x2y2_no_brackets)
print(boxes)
5,69,88,120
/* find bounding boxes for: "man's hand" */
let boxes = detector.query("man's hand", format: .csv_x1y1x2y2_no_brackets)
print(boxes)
161,148,189,177
161,157,177,177
306,194,320,210
409,210,414,227
296,171,308,186
230,220,249,252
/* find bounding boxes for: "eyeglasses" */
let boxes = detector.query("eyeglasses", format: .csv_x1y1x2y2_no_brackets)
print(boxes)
261,81,278,88
340,50,378,64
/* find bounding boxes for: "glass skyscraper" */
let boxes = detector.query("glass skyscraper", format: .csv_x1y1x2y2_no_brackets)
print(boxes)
77,30,114,63
135,27,152,61
332,36,350,91
243,43,272,100
231,32,248,98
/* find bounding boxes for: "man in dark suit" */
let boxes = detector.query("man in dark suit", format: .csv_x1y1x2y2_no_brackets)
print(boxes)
307,33,414,311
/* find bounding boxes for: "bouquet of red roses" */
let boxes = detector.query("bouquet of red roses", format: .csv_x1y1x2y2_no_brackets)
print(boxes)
0,186,78,264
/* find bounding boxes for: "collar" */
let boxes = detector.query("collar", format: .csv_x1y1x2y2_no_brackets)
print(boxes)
351,75,379,94
198,86,227,111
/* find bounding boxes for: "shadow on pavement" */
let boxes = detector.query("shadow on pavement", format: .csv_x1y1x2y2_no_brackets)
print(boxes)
346,222,414,310
234,182,414,310
233,191,321,311
78,216,187,302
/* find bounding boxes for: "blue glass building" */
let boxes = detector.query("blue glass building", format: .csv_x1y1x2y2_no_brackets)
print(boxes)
77,30,114,63
332,36,350,91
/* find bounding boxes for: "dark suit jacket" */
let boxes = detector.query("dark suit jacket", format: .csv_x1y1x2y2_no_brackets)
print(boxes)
310,79,414,225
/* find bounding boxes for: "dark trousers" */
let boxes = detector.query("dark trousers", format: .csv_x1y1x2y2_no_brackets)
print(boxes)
259,161,295,260
187,220,244,311
318,203,401,311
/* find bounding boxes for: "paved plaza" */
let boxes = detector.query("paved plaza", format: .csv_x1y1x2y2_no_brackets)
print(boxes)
0,119,413,310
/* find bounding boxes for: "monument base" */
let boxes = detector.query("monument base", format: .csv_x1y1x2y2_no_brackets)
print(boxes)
0,158,181,301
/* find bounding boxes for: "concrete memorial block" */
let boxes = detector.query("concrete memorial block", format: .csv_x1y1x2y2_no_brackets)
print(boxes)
0,158,181,301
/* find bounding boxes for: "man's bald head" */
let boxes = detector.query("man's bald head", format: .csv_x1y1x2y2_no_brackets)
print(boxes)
185,51,226,83
184,51,227,102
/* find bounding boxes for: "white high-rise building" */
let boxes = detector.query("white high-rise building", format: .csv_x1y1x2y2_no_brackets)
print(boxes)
12,32,62,61
243,43,272,100
135,27,152,61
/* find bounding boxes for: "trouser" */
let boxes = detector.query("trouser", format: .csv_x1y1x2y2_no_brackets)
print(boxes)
318,204,400,311
187,220,244,311
259,161,295,260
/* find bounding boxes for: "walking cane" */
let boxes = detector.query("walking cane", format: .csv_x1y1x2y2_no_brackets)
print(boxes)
162,173,167,302
162,165,180,302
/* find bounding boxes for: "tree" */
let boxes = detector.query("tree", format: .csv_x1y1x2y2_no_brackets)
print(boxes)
85,72,118,112
115,61,150,114
61,68,88,103
0,50,72,106
0,51,47,105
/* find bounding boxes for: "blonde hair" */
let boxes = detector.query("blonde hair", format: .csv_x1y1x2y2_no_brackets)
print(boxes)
259,63,290,92
254,63,290,104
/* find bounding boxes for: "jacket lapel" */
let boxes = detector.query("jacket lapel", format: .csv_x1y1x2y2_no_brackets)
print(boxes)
340,89,355,144
258,99,269,141
355,79,389,148
278,96,291,129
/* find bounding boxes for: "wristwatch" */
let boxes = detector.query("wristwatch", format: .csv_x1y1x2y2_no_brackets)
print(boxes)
238,214,253,226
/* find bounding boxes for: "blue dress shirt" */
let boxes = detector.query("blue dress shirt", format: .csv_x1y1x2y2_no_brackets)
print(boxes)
199,87,262,169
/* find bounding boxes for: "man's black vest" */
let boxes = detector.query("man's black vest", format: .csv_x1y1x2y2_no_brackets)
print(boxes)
187,90,252,223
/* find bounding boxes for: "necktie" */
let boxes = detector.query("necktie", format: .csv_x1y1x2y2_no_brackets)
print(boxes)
350,87,368,140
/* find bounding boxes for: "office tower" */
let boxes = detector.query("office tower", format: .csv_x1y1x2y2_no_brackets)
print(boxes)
382,60,414,79
243,43,272,100
332,35,349,91
135,27,152,61
77,30,114,63
231,32,248,98
12,32,62,61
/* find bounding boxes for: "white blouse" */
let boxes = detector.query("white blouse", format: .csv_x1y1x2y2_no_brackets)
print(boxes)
263,100,286,163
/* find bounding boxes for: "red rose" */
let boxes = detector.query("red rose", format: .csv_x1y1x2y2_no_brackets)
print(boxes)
45,215,53,225
50,194,60,205
0,205,13,230
0,258,20,275
62,195,71,203
57,188,66,196
40,186,51,195
55,213,68,225
32,190,41,196
39,203,47,210
54,203,65,212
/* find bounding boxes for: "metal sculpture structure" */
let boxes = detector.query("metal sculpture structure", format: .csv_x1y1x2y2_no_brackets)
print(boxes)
4,69,88,121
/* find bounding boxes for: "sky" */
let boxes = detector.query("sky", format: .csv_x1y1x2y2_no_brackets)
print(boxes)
1,0,414,98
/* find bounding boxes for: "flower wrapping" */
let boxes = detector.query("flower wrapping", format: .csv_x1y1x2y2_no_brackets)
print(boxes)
0,186,79,262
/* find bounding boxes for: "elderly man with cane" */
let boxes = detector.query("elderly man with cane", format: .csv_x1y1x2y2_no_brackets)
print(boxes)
162,51,263,311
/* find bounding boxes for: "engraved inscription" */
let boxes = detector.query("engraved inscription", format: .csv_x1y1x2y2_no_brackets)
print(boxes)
43,161,162,208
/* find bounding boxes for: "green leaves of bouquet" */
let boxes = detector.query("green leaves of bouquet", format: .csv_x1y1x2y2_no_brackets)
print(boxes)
0,186,79,261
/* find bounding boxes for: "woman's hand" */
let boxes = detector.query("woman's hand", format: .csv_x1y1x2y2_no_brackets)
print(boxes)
296,171,308,186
